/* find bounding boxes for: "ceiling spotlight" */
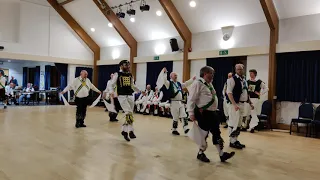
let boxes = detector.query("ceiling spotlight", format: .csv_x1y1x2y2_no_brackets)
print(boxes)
116,7,125,18
156,10,162,16
108,23,113,27
140,0,150,12
189,1,196,7
127,2,136,16
130,17,135,22
90,28,95,32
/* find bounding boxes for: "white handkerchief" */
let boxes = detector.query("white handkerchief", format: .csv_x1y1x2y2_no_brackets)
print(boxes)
156,71,165,89
103,99,117,113
60,94,70,106
89,94,101,108
188,123,209,151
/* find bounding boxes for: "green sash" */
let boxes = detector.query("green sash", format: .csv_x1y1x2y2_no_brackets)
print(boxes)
74,78,90,96
0,82,4,89
197,80,216,110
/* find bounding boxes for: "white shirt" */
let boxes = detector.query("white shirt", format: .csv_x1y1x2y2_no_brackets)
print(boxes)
153,91,163,102
5,85,14,96
160,71,194,101
24,87,35,94
63,77,100,98
187,78,218,116
104,80,117,97
108,71,140,95
0,76,6,89
227,74,248,102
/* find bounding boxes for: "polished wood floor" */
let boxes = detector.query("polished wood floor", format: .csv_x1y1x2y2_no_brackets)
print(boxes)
0,106,319,180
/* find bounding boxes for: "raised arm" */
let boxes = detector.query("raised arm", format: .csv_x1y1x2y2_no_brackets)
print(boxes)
182,76,196,89
108,73,118,94
62,78,76,93
157,68,170,89
158,91,164,101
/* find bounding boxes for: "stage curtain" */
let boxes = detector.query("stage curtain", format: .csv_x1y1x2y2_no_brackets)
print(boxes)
54,63,68,91
23,67,28,87
33,66,40,89
45,65,51,90
98,65,119,91
276,51,320,103
207,57,242,111
75,67,93,81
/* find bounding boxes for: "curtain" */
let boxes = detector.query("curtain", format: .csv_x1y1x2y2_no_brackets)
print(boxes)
276,51,320,103
98,65,119,90
45,65,51,90
75,67,93,81
55,63,68,91
33,66,40,89
146,61,173,90
23,67,28,87
207,57,241,111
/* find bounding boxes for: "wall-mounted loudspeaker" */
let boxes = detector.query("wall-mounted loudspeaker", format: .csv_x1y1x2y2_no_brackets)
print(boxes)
0,46,4,50
170,38,179,52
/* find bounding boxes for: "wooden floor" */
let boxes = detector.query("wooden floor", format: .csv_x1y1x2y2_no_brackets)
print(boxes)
0,106,320,180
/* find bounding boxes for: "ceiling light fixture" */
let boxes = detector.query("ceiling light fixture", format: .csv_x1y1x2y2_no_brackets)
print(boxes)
156,10,162,16
90,28,95,32
140,0,150,12
127,2,136,16
108,23,113,27
130,17,135,22
189,1,196,8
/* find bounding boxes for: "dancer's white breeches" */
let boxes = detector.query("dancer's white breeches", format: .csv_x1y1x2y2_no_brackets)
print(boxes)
228,102,246,133
118,95,134,114
223,98,229,117
170,101,187,121
248,98,260,130
159,102,170,109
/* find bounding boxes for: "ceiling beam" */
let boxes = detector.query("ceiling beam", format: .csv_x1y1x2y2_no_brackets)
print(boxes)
159,0,192,82
60,0,74,6
48,0,100,86
92,0,137,78
260,0,279,128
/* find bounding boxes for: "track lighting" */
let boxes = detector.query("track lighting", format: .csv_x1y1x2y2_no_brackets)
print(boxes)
140,0,150,12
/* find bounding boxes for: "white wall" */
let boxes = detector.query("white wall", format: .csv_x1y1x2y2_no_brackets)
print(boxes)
138,36,184,57
0,1,92,60
190,59,206,78
0,0,20,43
67,64,93,85
279,14,320,43
136,63,146,90
100,44,130,60
192,22,270,52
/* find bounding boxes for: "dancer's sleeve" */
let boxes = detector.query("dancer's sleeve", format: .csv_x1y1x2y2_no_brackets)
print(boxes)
131,77,140,92
90,81,100,93
187,81,200,116
62,78,75,93
182,76,196,89
260,81,269,95
108,73,118,93
158,91,163,101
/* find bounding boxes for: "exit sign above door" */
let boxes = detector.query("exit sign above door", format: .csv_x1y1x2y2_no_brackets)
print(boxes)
219,50,228,55
154,56,160,60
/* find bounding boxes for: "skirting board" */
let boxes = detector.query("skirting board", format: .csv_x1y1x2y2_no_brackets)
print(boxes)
0,51,93,65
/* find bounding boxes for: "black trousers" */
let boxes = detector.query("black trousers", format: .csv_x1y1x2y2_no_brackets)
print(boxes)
194,108,222,145
109,97,122,120
0,89,5,101
75,97,88,124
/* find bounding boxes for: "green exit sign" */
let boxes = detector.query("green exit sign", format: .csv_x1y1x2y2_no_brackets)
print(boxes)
219,50,228,55
154,56,160,60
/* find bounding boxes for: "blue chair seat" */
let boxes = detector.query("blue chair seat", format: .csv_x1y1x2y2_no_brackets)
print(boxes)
257,114,268,120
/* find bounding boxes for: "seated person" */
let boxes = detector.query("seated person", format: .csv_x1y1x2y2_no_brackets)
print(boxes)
159,100,171,117
135,91,147,113
141,87,155,115
5,83,17,107
152,87,163,115
18,83,34,105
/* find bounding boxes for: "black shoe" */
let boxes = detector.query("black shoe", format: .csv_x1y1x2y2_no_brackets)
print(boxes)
75,121,80,128
197,153,210,163
220,152,235,162
230,142,243,149
79,124,87,128
240,128,247,132
250,129,255,133
110,119,119,122
121,131,130,141
129,131,136,139
4,106,7,109
184,129,190,134
236,141,246,148
172,130,180,136
223,125,228,128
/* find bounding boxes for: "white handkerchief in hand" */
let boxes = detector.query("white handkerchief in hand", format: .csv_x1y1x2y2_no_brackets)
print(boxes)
89,94,101,108
188,123,209,151
103,99,117,113
156,71,165,89
60,94,70,106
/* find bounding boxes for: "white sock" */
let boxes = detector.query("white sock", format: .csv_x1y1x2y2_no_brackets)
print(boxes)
215,145,224,156
198,150,204,154
230,137,237,144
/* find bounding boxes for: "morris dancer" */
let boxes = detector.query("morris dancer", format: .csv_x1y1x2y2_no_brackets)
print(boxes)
188,66,235,163
0,70,7,109
61,70,101,128
157,67,196,135
104,73,121,122
108,60,140,141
